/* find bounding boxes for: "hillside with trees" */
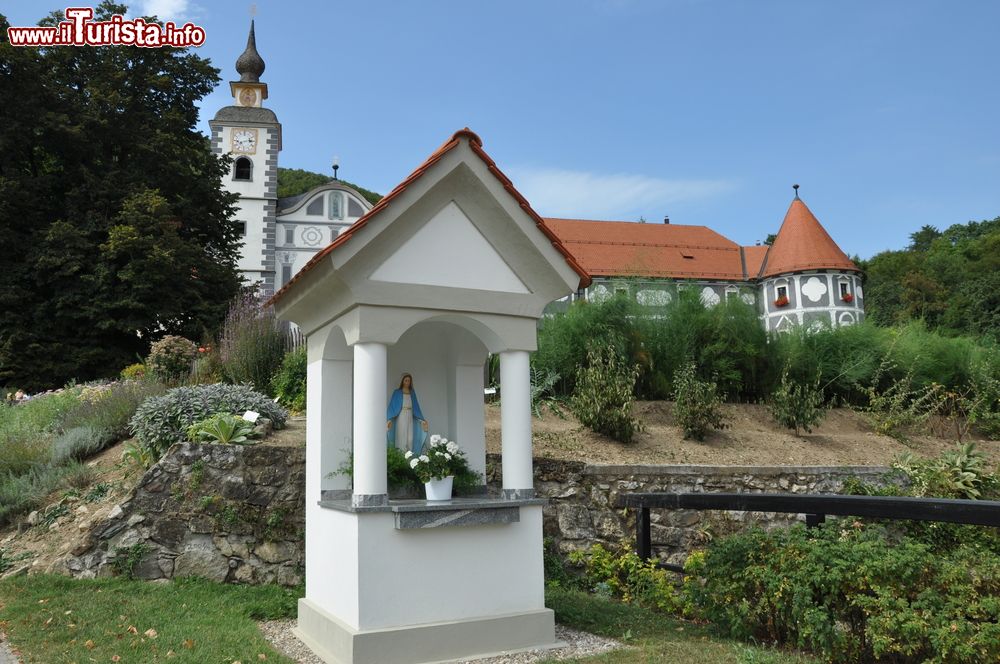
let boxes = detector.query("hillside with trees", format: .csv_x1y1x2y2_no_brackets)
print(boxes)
277,168,382,205
859,217,1000,339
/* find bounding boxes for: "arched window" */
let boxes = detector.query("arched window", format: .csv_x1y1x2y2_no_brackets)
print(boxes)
234,157,252,181
329,191,344,220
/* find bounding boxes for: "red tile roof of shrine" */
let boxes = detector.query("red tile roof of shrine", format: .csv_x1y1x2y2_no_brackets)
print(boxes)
268,129,591,305
759,198,858,278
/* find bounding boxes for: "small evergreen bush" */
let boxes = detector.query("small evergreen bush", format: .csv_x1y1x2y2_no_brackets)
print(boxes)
219,292,290,396
146,335,197,383
129,383,288,458
671,361,728,441
570,343,642,443
769,369,825,435
272,347,306,412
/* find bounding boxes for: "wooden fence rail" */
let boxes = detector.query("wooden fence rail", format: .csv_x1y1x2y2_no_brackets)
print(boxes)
615,492,1000,563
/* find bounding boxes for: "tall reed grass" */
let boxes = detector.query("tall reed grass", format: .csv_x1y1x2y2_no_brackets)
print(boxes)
535,292,1000,411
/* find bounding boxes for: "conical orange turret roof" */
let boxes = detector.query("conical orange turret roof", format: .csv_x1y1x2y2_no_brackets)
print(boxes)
760,196,858,278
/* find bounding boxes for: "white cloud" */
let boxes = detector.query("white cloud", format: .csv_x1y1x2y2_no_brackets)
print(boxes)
507,167,736,220
135,0,191,20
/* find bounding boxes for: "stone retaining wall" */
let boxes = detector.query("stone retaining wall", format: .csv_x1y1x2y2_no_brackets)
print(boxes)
489,455,897,566
62,445,895,584
62,443,305,586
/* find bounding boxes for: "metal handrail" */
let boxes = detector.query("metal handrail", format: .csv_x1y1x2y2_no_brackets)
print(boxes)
615,492,1000,562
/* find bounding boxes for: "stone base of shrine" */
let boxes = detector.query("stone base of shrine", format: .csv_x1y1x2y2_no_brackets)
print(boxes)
294,598,559,664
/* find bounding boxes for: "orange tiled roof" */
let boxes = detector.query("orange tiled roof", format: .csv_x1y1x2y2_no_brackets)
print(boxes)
759,198,858,278
741,244,769,279
267,129,590,305
544,218,748,281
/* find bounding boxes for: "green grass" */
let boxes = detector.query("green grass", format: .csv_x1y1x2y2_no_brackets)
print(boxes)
544,586,817,664
0,575,301,663
0,576,817,664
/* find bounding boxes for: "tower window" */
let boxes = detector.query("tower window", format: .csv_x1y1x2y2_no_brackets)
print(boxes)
839,282,849,298
285,228,294,245
281,264,293,285
234,157,252,181
329,192,344,220
776,285,788,300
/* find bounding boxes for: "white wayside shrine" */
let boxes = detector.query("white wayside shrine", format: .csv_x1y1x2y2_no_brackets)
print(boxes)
269,129,591,664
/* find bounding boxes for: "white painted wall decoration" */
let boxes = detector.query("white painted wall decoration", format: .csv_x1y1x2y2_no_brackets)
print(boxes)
857,284,864,299
370,201,529,294
802,276,828,303
301,226,324,247
700,286,720,307
590,284,611,301
636,289,671,306
741,292,756,305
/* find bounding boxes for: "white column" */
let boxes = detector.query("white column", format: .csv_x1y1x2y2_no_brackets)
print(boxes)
500,350,533,499
352,342,388,506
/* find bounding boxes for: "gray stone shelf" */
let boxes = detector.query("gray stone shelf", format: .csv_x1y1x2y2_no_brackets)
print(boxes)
317,496,547,529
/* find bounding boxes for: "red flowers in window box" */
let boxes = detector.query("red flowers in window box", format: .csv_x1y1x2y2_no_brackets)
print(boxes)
774,295,790,307
841,293,854,303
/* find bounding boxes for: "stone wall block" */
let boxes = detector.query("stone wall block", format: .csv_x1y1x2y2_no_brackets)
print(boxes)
557,504,595,540
173,535,230,582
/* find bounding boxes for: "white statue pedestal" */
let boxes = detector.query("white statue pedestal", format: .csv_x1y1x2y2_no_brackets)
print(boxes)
294,498,558,664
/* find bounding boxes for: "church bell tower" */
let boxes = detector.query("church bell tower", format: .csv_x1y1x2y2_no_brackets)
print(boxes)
209,20,282,295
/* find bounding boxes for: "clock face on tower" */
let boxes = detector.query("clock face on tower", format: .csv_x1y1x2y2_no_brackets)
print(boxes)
231,129,258,154
239,87,257,107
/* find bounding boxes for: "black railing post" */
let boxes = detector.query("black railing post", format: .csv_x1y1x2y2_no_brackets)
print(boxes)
636,507,651,560
806,513,826,528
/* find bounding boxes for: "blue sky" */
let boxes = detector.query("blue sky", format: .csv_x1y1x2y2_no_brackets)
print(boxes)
9,1,1000,258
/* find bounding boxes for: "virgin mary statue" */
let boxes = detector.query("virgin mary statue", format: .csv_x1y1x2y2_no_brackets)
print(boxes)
386,373,429,454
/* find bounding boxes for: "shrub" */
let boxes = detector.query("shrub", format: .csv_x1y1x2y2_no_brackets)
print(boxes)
969,357,1000,439
0,422,52,476
219,292,290,396
120,363,147,381
146,335,197,383
769,369,825,435
567,543,679,612
50,426,114,465
864,356,943,440
671,361,728,441
570,343,642,443
60,380,166,443
190,343,224,385
186,413,260,445
129,383,288,458
685,524,1000,664
0,465,70,525
895,443,998,501
272,347,306,412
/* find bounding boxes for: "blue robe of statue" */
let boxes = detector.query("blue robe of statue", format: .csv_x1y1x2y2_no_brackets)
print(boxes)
386,388,428,454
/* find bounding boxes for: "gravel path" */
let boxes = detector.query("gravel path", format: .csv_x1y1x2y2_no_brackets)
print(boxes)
259,620,623,663
0,633,20,664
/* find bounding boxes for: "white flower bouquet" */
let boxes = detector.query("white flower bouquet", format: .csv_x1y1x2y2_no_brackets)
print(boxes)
405,434,468,483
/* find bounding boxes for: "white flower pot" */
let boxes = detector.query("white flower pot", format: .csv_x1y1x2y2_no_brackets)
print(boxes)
424,475,454,501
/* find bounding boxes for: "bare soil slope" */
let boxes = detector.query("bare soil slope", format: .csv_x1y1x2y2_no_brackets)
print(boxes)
485,402,1000,467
